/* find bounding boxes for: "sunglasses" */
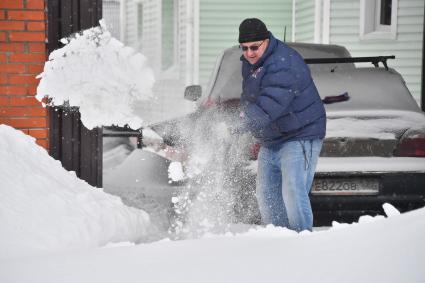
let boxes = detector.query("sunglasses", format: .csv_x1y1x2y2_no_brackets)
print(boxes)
240,40,265,52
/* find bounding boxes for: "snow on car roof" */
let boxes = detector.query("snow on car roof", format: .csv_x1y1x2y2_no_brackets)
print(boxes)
313,68,421,113
287,42,352,58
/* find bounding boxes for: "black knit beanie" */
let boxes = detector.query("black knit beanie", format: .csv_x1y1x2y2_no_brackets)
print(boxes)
238,18,269,43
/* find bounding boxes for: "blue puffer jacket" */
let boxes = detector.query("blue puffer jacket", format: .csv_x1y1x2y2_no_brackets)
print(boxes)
240,32,326,147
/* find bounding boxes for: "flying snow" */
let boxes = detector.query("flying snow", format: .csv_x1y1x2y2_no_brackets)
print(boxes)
36,20,155,130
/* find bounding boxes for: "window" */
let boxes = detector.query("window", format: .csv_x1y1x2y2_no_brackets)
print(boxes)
380,0,392,26
360,0,398,40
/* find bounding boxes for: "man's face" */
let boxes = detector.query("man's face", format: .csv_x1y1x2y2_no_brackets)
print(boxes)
240,39,269,65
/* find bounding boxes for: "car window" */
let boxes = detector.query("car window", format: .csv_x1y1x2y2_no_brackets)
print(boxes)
206,46,242,103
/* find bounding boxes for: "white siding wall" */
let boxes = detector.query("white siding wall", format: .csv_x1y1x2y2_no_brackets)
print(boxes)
102,0,121,39
108,0,161,76
162,0,175,71
102,0,193,124
177,0,195,84
137,0,194,123
199,0,293,85
177,0,187,81
124,0,138,48
139,0,162,76
328,0,424,104
294,0,316,42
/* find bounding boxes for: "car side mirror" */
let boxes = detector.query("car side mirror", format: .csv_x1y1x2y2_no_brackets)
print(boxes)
184,85,202,101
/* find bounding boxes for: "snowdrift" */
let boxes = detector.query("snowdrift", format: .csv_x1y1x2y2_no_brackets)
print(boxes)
0,125,155,258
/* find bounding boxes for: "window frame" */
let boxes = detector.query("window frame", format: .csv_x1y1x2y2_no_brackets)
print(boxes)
360,0,398,40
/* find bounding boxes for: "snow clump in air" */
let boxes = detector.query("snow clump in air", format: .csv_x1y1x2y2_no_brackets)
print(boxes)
168,161,186,182
36,19,155,130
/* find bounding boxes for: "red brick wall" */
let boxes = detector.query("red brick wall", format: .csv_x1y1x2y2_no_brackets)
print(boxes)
0,0,48,149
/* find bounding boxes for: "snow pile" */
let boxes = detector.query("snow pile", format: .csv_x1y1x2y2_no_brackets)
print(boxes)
36,20,155,130
0,125,155,258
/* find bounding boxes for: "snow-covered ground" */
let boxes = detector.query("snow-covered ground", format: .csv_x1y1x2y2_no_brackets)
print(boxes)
1,124,425,283
2,209,425,283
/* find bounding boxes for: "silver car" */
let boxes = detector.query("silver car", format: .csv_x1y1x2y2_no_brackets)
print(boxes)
150,43,425,225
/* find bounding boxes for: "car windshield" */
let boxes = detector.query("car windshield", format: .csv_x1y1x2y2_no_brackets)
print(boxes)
205,47,243,103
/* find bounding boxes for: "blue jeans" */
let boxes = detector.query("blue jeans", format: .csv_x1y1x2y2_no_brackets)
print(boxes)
256,139,323,232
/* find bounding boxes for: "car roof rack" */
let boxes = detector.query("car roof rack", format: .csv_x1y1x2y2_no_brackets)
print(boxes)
304,55,395,70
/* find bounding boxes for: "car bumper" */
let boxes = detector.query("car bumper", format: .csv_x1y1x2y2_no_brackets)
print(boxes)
315,157,425,174
312,157,425,225
247,157,425,225
311,172,425,225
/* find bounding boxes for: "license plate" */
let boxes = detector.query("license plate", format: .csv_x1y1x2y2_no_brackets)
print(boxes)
311,178,380,195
